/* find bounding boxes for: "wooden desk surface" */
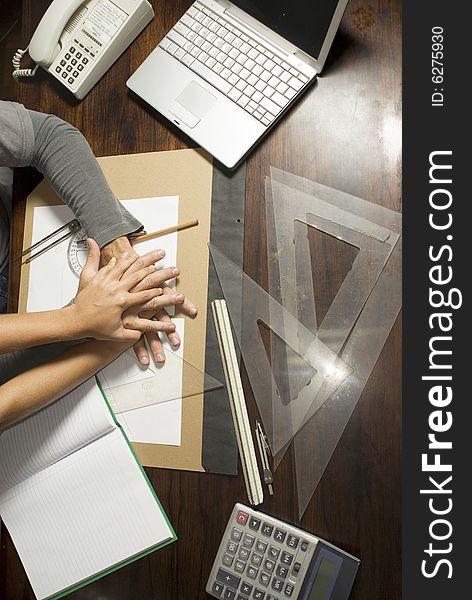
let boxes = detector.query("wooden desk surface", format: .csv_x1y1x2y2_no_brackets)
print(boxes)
1,1,401,598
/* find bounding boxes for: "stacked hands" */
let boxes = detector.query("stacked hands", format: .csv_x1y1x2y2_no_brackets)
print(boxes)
72,238,197,365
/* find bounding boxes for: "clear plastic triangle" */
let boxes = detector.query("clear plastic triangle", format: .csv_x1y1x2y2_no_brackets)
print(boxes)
209,243,352,461
97,345,224,415
265,170,402,518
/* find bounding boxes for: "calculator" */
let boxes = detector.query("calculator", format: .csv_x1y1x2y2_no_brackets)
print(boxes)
206,503,360,600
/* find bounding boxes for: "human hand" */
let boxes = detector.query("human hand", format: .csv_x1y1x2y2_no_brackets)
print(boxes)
100,237,198,365
72,239,178,342
100,236,136,267
131,282,198,365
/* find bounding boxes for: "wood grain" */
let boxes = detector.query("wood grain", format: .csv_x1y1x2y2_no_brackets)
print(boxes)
2,0,401,598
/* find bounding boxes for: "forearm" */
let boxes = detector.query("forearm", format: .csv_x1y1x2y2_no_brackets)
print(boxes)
0,339,128,430
28,110,143,247
0,306,86,354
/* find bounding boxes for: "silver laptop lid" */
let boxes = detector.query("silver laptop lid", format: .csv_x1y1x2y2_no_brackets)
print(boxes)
226,0,349,72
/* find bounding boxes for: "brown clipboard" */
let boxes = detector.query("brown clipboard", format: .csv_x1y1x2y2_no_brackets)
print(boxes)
19,148,213,472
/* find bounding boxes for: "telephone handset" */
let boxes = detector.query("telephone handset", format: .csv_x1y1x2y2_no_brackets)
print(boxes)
12,0,154,100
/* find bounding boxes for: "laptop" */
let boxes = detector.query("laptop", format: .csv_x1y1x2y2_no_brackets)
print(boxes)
127,0,349,169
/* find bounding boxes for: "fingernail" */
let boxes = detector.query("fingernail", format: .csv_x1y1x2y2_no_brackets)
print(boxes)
171,337,180,347
189,305,198,316
156,353,165,363
175,293,184,302
156,249,165,258
172,267,180,276
169,324,176,331
109,256,117,265
120,251,129,259
140,355,149,365
149,264,156,271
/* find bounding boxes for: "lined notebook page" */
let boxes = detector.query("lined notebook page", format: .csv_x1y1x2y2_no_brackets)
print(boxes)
0,379,115,493
0,427,174,600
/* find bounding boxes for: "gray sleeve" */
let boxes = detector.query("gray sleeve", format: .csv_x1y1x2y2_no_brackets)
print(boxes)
28,109,143,248
0,101,35,167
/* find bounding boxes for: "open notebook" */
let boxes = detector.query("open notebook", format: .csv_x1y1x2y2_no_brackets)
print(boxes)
0,378,176,600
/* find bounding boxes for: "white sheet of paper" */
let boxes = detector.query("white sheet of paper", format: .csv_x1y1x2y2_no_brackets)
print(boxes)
27,196,179,312
116,319,184,446
26,196,184,447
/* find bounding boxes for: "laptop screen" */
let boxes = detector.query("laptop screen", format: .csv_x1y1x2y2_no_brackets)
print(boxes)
230,0,342,59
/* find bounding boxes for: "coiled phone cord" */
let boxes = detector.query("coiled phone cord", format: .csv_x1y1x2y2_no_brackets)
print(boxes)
12,47,39,80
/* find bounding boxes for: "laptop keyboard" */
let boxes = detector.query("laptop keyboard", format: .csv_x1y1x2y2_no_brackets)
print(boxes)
159,1,311,126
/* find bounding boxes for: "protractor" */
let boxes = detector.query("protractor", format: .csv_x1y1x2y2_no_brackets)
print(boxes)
67,228,88,277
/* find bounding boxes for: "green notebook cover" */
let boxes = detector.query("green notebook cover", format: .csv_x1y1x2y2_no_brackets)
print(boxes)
46,377,177,600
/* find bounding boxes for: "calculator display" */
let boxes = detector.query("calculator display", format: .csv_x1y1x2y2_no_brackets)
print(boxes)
308,558,338,599
302,546,342,600
308,558,338,600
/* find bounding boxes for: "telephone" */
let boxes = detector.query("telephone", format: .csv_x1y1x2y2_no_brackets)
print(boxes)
12,0,154,100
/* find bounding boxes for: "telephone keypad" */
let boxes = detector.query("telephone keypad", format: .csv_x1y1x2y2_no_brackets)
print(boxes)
52,41,93,88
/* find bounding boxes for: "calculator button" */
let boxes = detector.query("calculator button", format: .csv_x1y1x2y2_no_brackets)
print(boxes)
83,57,89,64
300,541,309,552
249,517,261,531
223,553,234,567
268,546,280,560
243,534,255,548
227,541,239,555
77,64,84,71
286,535,299,549
239,547,250,560
235,560,246,574
280,552,293,566
73,70,79,77
61,72,67,79
236,510,249,525
212,581,224,596
261,523,274,537
274,529,286,543
236,596,247,600
224,589,237,600
55,66,61,73
259,572,271,586
60,59,66,66
253,590,266,599
71,58,77,65
247,566,259,580
255,540,267,554
268,596,279,600
69,46,75,53
276,565,289,579
68,77,74,84
66,65,72,72
271,578,284,592
284,583,294,597
251,553,262,566
76,51,82,59
241,582,253,595
216,568,241,589
65,53,71,59
292,563,301,575
232,528,243,542
263,559,275,572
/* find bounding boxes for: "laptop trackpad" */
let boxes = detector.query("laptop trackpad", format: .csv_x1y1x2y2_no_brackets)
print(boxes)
170,82,217,129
